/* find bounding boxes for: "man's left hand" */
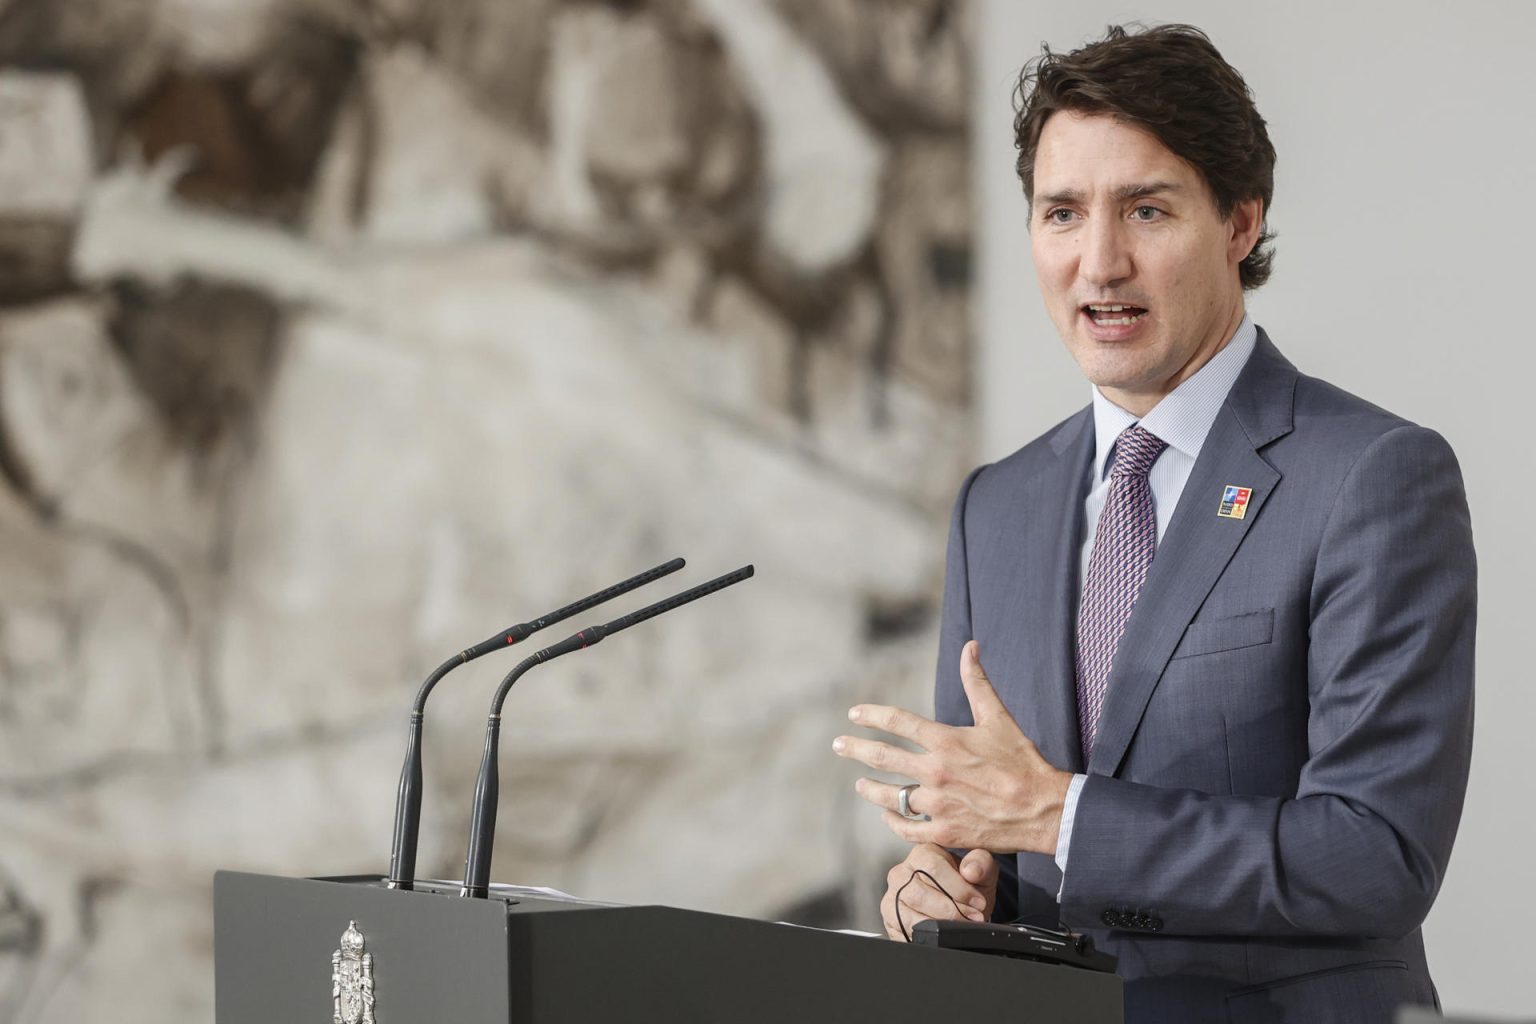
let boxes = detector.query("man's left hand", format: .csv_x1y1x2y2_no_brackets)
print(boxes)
833,640,1073,856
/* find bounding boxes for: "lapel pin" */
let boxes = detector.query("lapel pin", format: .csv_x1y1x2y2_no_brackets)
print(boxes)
1218,485,1252,520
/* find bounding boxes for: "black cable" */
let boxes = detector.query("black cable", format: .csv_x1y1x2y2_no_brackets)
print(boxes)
893,868,967,942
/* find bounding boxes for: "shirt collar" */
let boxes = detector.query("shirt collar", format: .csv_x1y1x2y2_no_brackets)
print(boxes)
1090,313,1257,480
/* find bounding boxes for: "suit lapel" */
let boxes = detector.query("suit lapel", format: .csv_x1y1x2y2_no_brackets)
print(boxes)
1040,412,1095,773
1087,332,1298,777
985,408,1094,773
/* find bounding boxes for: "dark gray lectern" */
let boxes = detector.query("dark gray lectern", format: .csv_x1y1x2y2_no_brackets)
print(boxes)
214,872,1123,1023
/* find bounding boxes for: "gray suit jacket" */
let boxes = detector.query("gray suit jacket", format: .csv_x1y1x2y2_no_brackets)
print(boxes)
934,332,1476,1024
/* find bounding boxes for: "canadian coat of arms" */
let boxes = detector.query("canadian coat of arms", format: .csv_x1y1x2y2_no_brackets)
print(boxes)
331,920,377,1024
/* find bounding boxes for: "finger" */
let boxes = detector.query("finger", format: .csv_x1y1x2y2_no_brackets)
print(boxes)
886,845,988,914
888,879,981,930
881,893,933,941
831,735,923,778
881,807,932,846
901,842,959,874
906,845,989,912
959,848,998,888
855,777,932,819
896,882,979,926
892,866,986,923
881,809,978,863
882,903,920,941
960,640,1008,727
882,871,933,941
847,703,946,750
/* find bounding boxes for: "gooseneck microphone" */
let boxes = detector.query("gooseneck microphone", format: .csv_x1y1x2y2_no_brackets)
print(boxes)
385,557,686,889
459,564,755,897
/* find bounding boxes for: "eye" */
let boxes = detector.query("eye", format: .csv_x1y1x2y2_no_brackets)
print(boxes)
1131,205,1165,221
1045,208,1076,225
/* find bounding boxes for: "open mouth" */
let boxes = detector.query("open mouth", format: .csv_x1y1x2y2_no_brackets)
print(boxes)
1082,303,1149,326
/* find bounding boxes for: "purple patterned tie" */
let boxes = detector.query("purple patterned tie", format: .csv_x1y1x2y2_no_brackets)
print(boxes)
1075,424,1168,762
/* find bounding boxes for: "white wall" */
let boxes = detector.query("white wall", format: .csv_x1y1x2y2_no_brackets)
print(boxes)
976,2,1535,1017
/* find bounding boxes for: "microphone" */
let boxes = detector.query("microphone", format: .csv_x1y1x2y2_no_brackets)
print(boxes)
459,564,755,897
385,557,686,890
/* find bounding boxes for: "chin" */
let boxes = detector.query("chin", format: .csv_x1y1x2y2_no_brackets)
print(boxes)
1077,353,1155,390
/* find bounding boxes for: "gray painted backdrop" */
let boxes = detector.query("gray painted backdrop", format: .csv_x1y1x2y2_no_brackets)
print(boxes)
0,1,974,1019
977,1,1535,1018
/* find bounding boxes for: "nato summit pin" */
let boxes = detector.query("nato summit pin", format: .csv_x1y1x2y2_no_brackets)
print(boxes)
1218,485,1252,520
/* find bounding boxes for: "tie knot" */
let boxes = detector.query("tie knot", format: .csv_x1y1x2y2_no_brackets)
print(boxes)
1110,425,1167,478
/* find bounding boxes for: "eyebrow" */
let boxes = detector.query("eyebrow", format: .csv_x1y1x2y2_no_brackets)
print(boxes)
1035,181,1185,208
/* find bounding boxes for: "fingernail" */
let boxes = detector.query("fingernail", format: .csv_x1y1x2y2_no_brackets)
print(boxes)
848,706,862,722
854,778,865,794
832,737,846,753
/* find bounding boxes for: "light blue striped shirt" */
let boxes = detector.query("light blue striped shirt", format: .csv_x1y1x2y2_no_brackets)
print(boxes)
1054,314,1258,887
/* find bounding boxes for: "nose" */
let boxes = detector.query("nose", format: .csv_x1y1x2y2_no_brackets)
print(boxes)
1079,216,1134,289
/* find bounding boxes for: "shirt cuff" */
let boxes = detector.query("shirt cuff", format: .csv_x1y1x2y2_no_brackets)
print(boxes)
1054,773,1088,892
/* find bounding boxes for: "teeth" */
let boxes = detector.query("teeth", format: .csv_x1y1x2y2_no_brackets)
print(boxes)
1087,304,1133,312
1090,312,1149,326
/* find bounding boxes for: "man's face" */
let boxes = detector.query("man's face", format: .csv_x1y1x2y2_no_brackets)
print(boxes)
1029,111,1261,415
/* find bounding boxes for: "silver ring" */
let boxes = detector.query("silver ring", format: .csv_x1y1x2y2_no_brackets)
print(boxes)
897,783,930,822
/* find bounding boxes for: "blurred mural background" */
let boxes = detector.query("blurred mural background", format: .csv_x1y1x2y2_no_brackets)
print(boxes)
0,0,975,1019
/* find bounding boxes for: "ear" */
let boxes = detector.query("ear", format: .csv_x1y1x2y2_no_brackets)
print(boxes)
1227,196,1265,266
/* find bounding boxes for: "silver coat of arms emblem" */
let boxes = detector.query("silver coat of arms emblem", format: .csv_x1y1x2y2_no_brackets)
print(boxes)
330,920,377,1024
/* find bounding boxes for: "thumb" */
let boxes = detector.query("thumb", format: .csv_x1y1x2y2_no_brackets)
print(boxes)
960,640,1004,726
959,848,997,887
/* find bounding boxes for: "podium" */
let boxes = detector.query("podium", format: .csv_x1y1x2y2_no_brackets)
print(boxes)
214,872,1123,1022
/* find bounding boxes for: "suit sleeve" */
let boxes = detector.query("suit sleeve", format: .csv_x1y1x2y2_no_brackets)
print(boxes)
1059,425,1476,939
933,464,1020,922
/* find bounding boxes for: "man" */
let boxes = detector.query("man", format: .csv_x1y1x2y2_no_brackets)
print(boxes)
832,24,1475,1024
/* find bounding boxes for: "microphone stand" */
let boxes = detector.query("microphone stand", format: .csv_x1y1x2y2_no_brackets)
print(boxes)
460,565,755,898
385,557,685,889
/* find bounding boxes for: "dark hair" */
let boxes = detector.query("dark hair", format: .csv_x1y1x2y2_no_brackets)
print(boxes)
1014,24,1277,289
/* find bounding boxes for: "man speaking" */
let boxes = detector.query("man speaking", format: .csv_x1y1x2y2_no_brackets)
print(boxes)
833,24,1476,1024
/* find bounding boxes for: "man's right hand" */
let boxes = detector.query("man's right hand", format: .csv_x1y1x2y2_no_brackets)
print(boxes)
879,844,998,941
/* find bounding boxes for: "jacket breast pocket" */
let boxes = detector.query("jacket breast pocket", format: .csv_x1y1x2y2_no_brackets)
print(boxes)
1171,608,1274,660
